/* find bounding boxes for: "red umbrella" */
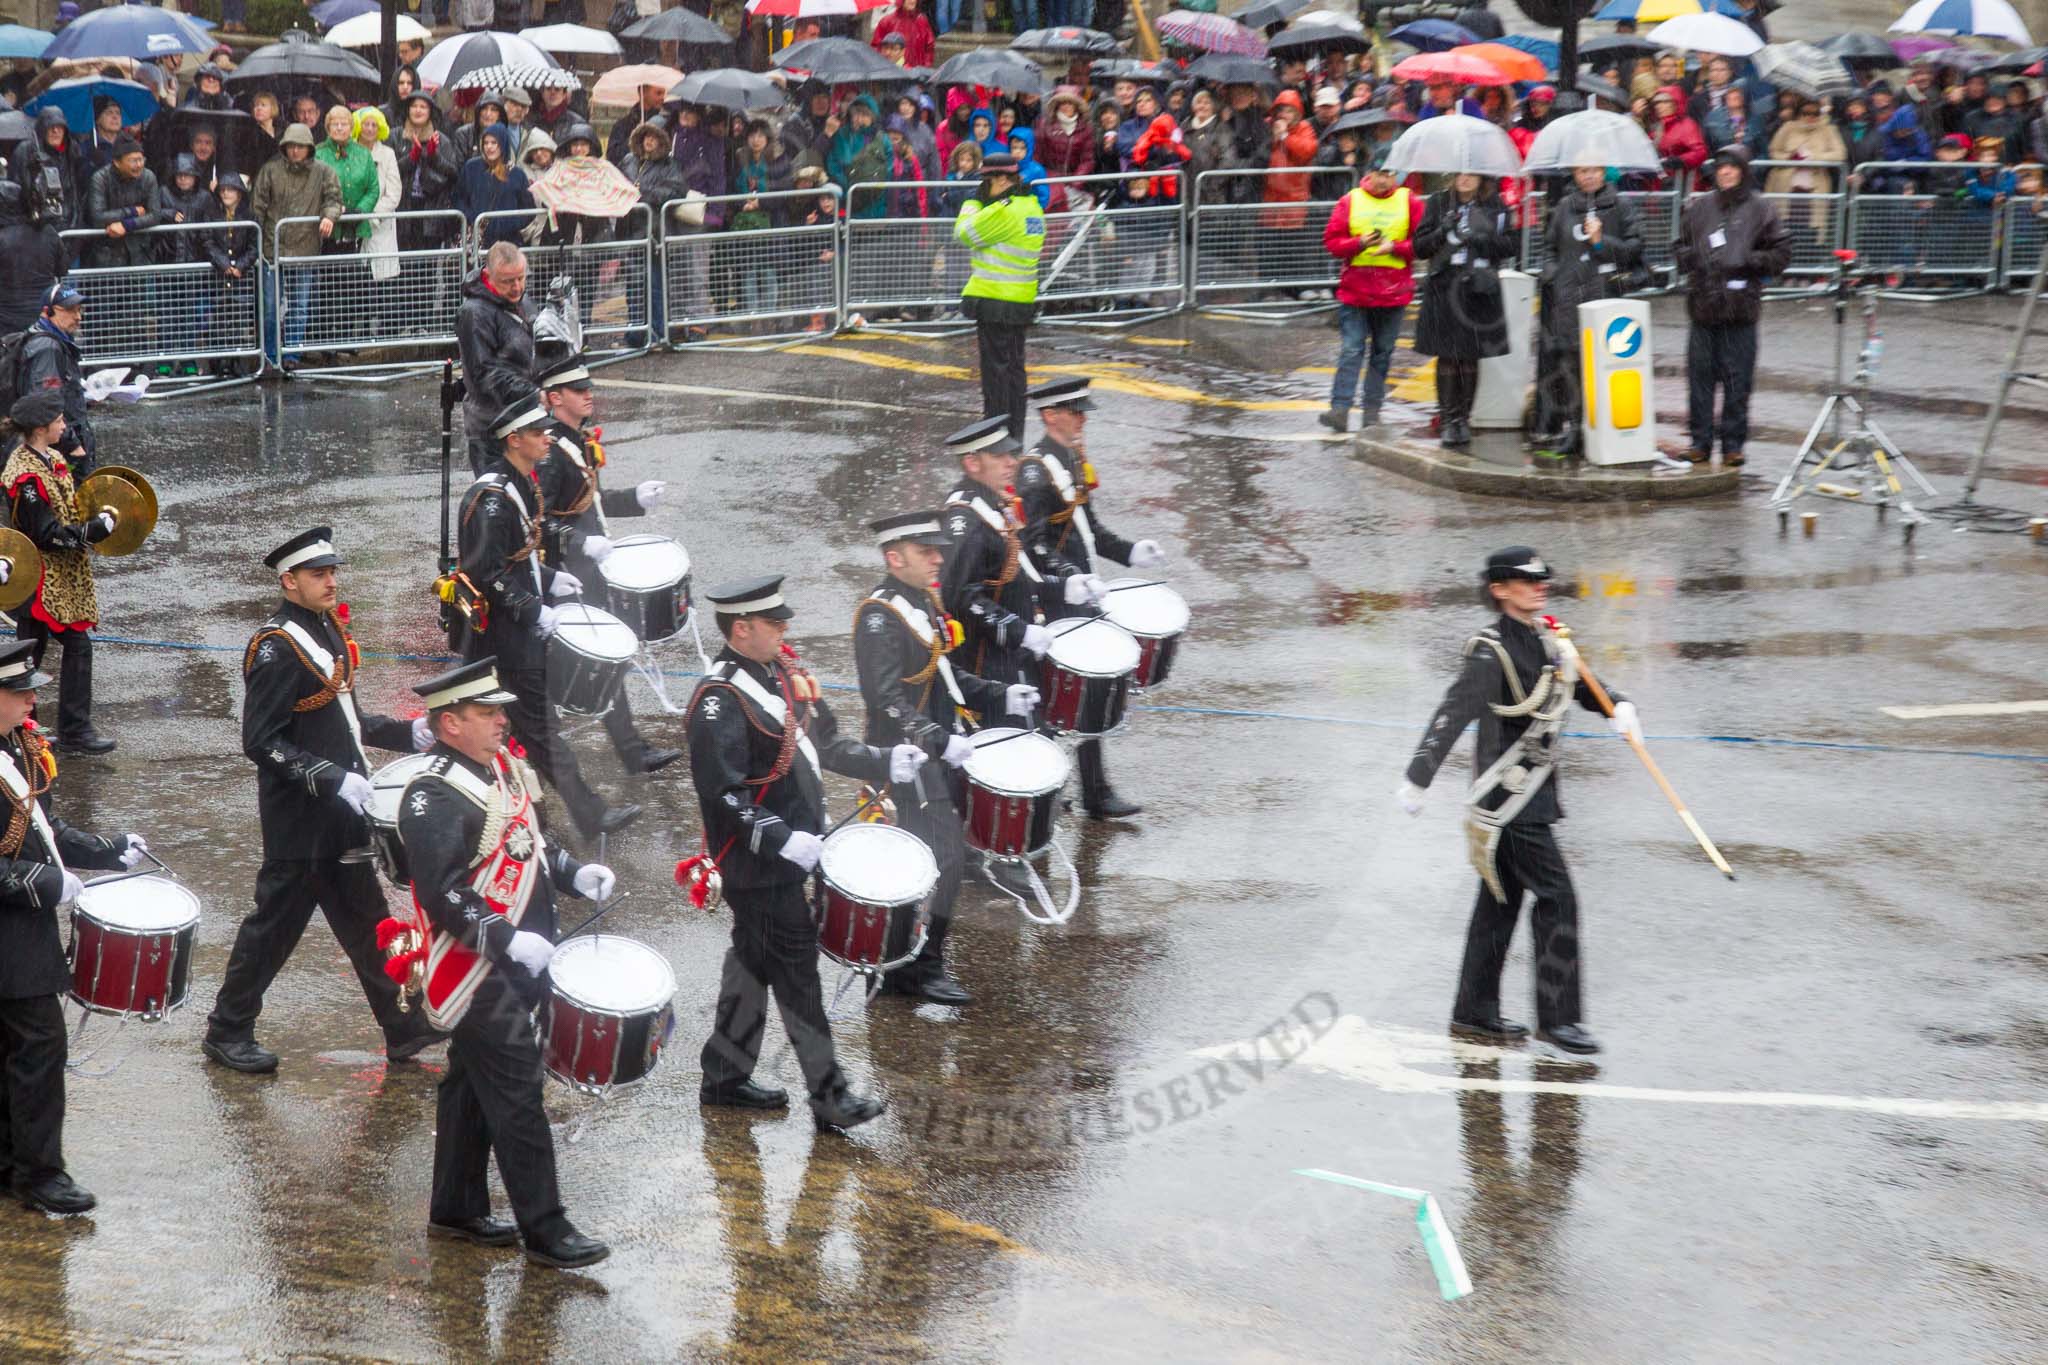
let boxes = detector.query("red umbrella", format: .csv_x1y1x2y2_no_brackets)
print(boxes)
1388,51,1514,87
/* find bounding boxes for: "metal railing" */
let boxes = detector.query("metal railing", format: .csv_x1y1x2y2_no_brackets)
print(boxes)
272,210,469,375
476,204,654,353
61,222,264,383
1190,168,1344,316
658,189,841,344
1521,185,1685,292
1745,158,1848,282
1845,162,2003,296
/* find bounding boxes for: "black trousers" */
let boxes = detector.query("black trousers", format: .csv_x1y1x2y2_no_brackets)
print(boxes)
600,687,651,769
1455,822,1584,1031
505,663,608,837
17,619,91,740
431,973,568,1242
1437,357,1481,426
207,858,427,1048
700,879,843,1102
975,316,1029,439
0,993,66,1185
1686,320,1759,457
1076,737,1118,807
885,776,966,986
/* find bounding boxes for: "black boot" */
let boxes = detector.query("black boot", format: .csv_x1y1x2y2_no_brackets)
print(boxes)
203,1037,280,1073
1539,1023,1601,1055
1078,739,1143,820
524,1227,610,1269
17,1172,95,1215
700,1078,789,1109
812,1089,886,1133
429,1215,519,1246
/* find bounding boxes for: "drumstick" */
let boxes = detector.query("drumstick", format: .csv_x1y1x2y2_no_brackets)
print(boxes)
559,890,632,943
822,786,889,840
80,846,172,892
1104,580,1165,594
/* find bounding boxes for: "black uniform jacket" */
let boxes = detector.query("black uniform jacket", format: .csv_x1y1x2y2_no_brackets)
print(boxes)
458,456,562,673
0,730,125,998
853,578,1007,756
687,646,887,891
536,420,644,578
1405,613,1623,826
940,476,1048,681
1015,435,1134,589
244,600,415,862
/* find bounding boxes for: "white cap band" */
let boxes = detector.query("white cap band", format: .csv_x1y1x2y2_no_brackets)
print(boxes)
422,672,515,709
493,406,549,439
718,590,784,614
875,518,941,546
274,540,336,574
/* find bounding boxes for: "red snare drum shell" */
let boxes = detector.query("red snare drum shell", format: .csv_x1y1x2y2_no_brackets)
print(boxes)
68,876,202,1018
545,995,621,1088
819,888,892,968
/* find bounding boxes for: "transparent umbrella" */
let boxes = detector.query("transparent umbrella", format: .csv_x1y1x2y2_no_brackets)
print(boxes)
1380,113,1522,177
1521,109,1662,173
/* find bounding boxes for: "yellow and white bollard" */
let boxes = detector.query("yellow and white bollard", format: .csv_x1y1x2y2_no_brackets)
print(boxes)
1578,298,1655,466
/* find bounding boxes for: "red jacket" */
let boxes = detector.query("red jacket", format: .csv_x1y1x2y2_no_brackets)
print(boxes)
870,7,935,69
1651,87,1708,188
1034,108,1095,181
1323,188,1426,309
1257,113,1320,230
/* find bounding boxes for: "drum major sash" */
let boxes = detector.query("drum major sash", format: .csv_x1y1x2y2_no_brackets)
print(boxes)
415,752,545,1030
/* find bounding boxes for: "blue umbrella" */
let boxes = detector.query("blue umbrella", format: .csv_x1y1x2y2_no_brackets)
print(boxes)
1388,18,1480,52
43,5,212,61
1592,0,1746,18
1494,34,1560,72
0,24,52,59
311,0,377,28
26,77,160,132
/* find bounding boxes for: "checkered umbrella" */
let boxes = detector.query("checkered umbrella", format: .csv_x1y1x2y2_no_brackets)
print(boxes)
1751,41,1856,99
1156,10,1268,57
451,63,580,93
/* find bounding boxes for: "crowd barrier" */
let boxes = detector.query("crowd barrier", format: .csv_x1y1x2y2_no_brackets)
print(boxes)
41,161,2048,383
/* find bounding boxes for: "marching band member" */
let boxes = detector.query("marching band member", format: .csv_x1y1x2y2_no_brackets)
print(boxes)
3,390,117,755
939,415,1055,729
1015,377,1168,820
0,637,144,1214
1398,548,1641,1057
395,658,615,1268
854,511,1039,1005
687,576,920,1132
532,348,681,777
203,527,441,1075
456,390,638,839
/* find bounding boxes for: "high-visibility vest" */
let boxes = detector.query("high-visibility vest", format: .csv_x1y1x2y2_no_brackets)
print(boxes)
954,193,1045,305
1346,186,1411,268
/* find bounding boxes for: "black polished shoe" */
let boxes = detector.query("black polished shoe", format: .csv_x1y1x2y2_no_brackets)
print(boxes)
54,730,116,755
1539,1023,1602,1055
525,1228,610,1269
1083,789,1144,820
387,1030,449,1063
203,1037,280,1074
18,1172,95,1215
1450,1016,1530,1041
700,1079,789,1110
812,1090,886,1133
429,1215,519,1247
900,971,973,1006
596,803,641,835
635,747,684,774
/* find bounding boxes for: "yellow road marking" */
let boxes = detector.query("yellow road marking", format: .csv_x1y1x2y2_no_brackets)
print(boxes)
594,376,916,413
1124,335,1191,347
784,345,1324,412
1388,358,1436,404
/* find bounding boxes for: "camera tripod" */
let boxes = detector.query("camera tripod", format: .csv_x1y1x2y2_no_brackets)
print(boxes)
1769,252,1935,540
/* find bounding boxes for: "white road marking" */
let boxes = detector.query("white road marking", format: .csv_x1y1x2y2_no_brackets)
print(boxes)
1191,1016,2048,1123
1880,700,2048,719
593,377,916,413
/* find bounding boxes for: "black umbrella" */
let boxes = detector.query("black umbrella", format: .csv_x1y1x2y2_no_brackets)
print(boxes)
1010,26,1122,56
1185,52,1279,87
1820,31,1903,72
773,37,904,85
1578,33,1661,65
1090,58,1178,84
932,48,1051,95
1267,13,1370,56
1986,45,2048,73
1569,72,1629,109
668,67,785,112
622,8,733,47
145,106,277,178
0,108,31,149
1233,0,1310,29
1323,106,1409,139
224,30,379,92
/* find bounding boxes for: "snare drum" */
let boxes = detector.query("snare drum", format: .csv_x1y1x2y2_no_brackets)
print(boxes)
815,823,937,973
70,876,201,1019
543,935,677,1093
600,534,693,642
1099,579,1189,688
546,603,638,716
367,753,437,889
962,727,1070,857
1040,616,1140,737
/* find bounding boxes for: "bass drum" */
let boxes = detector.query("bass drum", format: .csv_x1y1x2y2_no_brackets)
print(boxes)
367,753,437,890
543,935,677,1093
1099,579,1189,688
600,534,693,642
961,727,1069,857
546,603,638,716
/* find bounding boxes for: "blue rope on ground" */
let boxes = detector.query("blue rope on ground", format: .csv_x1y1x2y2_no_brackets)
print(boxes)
90,634,2048,766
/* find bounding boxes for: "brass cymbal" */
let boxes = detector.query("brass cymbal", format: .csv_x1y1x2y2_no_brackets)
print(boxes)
91,465,156,527
0,528,41,613
75,473,154,558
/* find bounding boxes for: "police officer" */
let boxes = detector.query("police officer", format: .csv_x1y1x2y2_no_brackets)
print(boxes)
532,348,680,776
939,415,1055,726
953,151,1044,439
688,576,921,1132
457,391,638,839
0,638,143,1215
1398,548,1643,1057
398,658,614,1268
1016,377,1169,819
855,511,1040,1005
203,527,442,1075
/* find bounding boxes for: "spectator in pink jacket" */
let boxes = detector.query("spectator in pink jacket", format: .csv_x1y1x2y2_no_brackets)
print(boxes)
870,0,936,70
1646,85,1708,189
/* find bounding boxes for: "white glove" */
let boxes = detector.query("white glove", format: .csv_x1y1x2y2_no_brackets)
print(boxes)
942,734,975,767
1130,540,1167,570
338,771,373,814
411,715,433,751
582,534,614,564
889,742,928,784
573,863,616,902
1397,781,1427,817
58,869,83,905
777,829,824,872
1021,623,1054,657
505,930,555,976
1006,683,1040,717
1063,574,1096,606
92,509,117,537
536,604,562,639
0,559,11,586
119,833,148,870
549,569,583,600
636,480,665,512
1609,700,1642,744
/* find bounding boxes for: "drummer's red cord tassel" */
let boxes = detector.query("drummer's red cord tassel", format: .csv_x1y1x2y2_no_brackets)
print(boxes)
674,855,723,911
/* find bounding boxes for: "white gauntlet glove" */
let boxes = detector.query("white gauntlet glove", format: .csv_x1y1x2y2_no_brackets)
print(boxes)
573,863,616,902
1063,574,1097,607
582,534,614,564
1608,700,1642,744
1006,683,1040,717
942,734,975,767
536,604,562,639
1021,623,1054,657
119,833,148,869
1397,781,1427,817
58,869,84,905
636,480,665,512
549,570,583,600
1129,540,1167,570
777,829,824,872
889,743,928,784
505,930,555,975
411,715,433,751
338,771,373,814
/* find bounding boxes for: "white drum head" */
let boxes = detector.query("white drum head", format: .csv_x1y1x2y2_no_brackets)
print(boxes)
821,823,938,904
1101,579,1190,640
965,727,1070,796
599,535,691,593
77,875,200,932
369,753,438,828
552,604,640,663
1047,616,1141,678
550,935,675,1013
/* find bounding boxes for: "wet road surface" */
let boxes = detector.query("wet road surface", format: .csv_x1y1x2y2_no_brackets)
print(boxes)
7,296,2048,1362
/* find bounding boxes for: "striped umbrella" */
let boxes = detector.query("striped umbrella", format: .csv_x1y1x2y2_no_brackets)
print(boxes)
1751,41,1855,99
1155,10,1268,57
1892,0,2032,44
1592,0,1747,20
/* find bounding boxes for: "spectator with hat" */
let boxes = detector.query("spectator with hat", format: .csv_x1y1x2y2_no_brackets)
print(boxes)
19,283,94,475
252,125,342,371
84,137,161,271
